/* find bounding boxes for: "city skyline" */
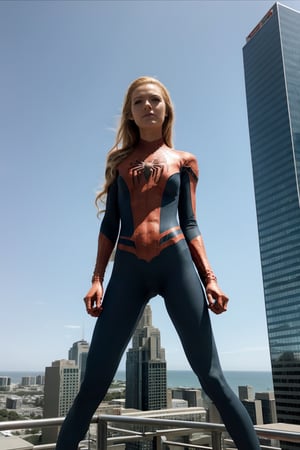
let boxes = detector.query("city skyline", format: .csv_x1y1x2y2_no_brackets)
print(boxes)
2,0,300,373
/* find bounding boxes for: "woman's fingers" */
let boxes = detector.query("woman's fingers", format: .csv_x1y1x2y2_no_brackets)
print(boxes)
83,295,103,317
207,292,228,315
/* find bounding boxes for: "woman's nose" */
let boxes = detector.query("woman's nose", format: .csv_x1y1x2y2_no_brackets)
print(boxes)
144,100,151,109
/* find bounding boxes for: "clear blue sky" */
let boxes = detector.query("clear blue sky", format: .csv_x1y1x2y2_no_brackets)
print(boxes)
1,0,299,372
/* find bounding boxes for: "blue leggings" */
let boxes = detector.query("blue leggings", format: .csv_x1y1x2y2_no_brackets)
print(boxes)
56,241,260,449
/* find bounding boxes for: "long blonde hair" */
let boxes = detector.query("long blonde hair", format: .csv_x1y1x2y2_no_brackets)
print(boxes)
96,76,175,211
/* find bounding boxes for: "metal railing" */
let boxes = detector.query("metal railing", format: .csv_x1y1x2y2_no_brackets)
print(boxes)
1,414,300,450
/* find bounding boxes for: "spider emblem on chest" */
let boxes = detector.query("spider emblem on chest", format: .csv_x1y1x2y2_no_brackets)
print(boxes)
130,159,165,185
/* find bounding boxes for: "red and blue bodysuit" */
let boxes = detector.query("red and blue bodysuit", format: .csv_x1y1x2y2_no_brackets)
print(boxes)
56,139,260,450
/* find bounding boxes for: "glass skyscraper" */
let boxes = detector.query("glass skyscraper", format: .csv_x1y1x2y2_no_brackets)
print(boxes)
68,339,89,383
243,3,300,448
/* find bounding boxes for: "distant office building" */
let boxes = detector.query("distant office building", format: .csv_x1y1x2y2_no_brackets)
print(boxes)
255,391,277,424
238,386,276,425
0,376,11,391
36,374,45,385
6,395,22,409
21,376,36,386
243,4,300,446
126,304,167,411
43,359,79,444
238,385,254,401
171,388,203,407
241,399,263,425
68,339,89,383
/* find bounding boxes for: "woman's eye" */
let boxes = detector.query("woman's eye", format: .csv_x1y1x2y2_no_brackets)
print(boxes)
134,100,141,105
152,97,161,102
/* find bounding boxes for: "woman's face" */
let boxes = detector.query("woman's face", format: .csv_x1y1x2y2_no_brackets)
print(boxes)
130,83,167,135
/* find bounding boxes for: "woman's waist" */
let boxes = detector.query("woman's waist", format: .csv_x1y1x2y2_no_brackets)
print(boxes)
117,226,185,262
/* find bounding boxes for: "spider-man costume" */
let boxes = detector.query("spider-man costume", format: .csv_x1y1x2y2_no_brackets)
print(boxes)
56,138,260,450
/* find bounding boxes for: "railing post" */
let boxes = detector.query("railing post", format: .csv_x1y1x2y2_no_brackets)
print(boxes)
153,435,167,450
97,417,108,450
211,430,222,450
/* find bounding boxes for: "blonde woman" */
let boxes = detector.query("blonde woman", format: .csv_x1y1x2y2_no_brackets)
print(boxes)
56,77,260,450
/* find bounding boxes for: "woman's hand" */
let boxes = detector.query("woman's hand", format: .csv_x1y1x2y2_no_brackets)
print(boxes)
206,281,228,315
83,281,103,317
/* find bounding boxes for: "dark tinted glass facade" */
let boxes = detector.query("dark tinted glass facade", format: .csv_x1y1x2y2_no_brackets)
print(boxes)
243,3,300,446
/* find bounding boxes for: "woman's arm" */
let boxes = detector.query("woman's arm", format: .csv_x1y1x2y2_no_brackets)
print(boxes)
178,153,228,314
84,179,120,317
93,179,120,280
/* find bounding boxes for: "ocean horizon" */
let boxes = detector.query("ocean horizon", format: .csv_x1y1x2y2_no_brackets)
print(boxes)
1,369,273,395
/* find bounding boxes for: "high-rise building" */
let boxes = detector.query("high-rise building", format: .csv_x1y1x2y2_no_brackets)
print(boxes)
243,3,300,448
43,359,79,443
126,304,167,411
6,395,22,409
171,388,203,407
21,376,36,386
238,385,254,401
68,339,89,383
255,391,277,424
241,399,263,425
0,376,11,391
36,374,45,385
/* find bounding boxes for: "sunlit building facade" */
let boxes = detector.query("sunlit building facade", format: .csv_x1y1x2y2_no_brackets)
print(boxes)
243,3,300,449
43,359,79,443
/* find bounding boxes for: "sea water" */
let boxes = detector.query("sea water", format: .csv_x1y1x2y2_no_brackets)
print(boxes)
2,369,273,395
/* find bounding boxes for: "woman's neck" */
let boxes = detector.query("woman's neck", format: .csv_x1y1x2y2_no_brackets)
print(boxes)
136,137,165,154
139,129,163,142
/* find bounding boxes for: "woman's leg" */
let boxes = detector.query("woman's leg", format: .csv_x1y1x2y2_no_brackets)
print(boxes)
161,243,260,450
56,252,149,450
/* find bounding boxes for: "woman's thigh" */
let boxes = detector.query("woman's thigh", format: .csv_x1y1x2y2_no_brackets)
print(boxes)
82,252,149,388
160,244,223,381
